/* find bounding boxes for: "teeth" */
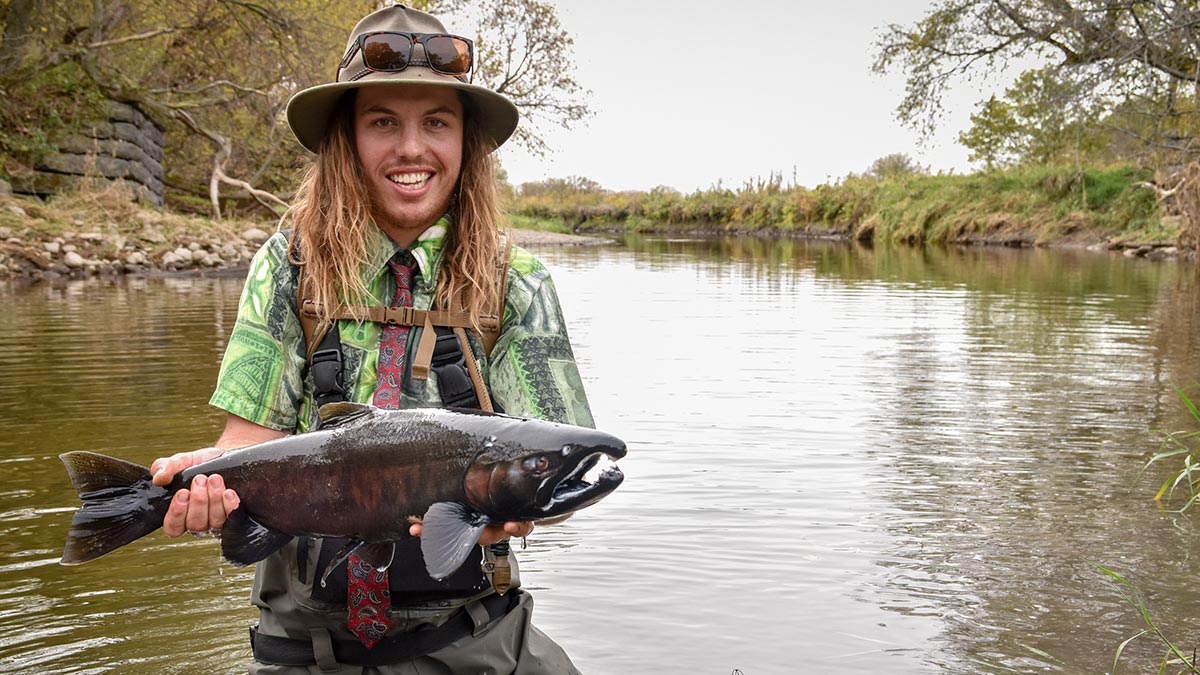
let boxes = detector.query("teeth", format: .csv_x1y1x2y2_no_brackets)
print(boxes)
388,172,431,188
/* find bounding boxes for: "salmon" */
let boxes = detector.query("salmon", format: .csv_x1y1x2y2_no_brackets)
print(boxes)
59,403,626,580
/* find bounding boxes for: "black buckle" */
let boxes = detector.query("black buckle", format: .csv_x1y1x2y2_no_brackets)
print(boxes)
311,347,346,407
431,332,463,366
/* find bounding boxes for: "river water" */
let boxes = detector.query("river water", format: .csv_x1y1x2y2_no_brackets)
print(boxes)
1,234,1198,674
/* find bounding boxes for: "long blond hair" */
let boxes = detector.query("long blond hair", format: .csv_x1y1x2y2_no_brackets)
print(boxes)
285,91,506,328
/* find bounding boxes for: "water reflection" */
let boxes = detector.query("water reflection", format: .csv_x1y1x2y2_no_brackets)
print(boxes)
1,238,1197,673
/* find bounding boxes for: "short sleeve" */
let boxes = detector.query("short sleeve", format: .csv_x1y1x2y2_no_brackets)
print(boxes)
208,233,307,432
487,248,594,428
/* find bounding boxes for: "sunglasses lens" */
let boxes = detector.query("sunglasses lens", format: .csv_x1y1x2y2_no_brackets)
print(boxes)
424,36,471,75
362,33,413,70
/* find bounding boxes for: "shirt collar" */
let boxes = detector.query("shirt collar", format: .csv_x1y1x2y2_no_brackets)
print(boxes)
411,217,449,287
364,215,451,291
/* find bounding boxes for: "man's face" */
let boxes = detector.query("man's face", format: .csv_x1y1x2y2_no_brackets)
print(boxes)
353,84,464,246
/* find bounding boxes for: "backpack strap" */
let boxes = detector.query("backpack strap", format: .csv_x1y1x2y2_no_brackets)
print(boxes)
295,233,512,412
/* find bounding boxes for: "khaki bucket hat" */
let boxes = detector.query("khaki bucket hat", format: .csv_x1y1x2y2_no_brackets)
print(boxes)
286,4,519,153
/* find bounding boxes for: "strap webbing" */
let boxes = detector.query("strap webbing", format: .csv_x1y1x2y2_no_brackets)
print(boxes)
301,300,499,334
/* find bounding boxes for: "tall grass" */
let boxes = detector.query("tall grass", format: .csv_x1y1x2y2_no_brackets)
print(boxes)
1092,563,1199,674
506,166,1170,245
1141,386,1200,512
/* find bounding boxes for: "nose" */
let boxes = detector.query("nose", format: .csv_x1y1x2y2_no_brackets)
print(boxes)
392,124,425,160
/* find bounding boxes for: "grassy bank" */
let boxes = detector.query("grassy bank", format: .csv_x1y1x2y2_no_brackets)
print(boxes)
0,184,604,281
0,165,1190,281
510,166,1182,251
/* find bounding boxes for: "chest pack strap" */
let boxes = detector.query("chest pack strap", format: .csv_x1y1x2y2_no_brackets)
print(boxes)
295,234,510,414
300,301,495,412
309,322,347,409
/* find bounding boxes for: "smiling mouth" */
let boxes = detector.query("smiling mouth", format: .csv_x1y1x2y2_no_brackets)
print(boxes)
388,171,432,190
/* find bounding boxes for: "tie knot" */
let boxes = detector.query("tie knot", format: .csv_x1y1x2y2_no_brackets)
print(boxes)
388,250,417,290
388,249,416,274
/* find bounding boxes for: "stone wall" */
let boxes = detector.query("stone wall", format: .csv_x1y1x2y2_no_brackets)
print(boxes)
10,101,165,206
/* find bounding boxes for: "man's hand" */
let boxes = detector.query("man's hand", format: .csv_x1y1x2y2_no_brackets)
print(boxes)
151,414,286,538
151,447,242,537
408,520,535,546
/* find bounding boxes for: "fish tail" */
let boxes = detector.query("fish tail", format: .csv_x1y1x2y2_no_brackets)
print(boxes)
59,451,174,565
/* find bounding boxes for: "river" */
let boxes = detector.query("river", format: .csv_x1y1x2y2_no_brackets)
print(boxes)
1,234,1198,673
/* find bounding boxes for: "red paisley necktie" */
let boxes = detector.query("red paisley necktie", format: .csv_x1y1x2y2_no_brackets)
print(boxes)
347,251,416,647
372,251,417,410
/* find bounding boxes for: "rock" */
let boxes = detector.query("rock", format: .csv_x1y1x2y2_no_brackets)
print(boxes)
200,252,223,267
161,251,180,267
220,242,239,259
240,227,271,245
0,178,11,196
63,251,85,268
188,241,203,251
43,241,61,255
79,232,105,242
1146,246,1179,260
125,251,147,265
172,246,194,264
0,227,10,239
4,204,26,218
62,243,77,253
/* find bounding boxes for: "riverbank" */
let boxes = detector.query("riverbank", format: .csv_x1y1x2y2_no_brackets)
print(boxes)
510,166,1197,261
0,188,609,282
1,165,1194,282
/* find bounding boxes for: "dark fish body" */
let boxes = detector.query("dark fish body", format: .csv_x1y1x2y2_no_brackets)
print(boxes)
60,404,626,579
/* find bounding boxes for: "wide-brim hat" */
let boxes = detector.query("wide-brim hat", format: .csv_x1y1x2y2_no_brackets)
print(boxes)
286,4,519,154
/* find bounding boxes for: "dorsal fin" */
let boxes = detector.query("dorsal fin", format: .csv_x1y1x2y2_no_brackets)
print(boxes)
317,402,376,429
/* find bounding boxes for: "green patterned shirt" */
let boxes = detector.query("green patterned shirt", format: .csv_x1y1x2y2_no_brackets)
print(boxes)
209,218,594,432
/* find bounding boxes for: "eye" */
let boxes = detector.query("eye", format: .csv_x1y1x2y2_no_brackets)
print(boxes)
523,456,550,472
426,117,447,129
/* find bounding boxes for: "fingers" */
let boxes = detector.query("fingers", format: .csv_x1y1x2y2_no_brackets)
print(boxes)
160,473,237,538
207,474,230,529
185,475,212,533
409,520,535,545
504,521,535,539
150,447,223,487
475,522,535,547
163,489,190,538
150,454,185,486
223,488,241,518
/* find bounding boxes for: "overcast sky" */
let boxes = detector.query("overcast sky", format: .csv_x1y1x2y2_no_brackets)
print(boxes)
464,0,1008,193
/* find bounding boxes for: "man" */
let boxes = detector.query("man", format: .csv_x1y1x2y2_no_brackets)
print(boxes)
149,5,593,673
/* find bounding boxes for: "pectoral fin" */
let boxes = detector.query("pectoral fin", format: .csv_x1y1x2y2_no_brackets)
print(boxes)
221,507,292,566
420,502,489,580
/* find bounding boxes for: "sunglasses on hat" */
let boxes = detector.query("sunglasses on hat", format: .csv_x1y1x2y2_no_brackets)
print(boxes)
339,31,474,82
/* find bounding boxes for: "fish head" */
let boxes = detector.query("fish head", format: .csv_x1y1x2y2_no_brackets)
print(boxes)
463,417,626,521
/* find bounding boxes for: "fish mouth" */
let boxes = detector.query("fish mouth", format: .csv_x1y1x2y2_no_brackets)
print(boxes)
543,451,624,514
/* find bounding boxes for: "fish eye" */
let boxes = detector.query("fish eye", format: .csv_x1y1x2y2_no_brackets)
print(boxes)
523,456,550,472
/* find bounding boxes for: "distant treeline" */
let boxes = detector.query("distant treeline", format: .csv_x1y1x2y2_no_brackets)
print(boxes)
506,162,1178,248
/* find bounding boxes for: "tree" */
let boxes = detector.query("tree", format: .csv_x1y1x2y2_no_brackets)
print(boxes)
874,0,1200,166
958,69,1109,168
434,0,590,156
0,0,589,217
0,0,382,217
517,175,603,198
866,153,927,180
